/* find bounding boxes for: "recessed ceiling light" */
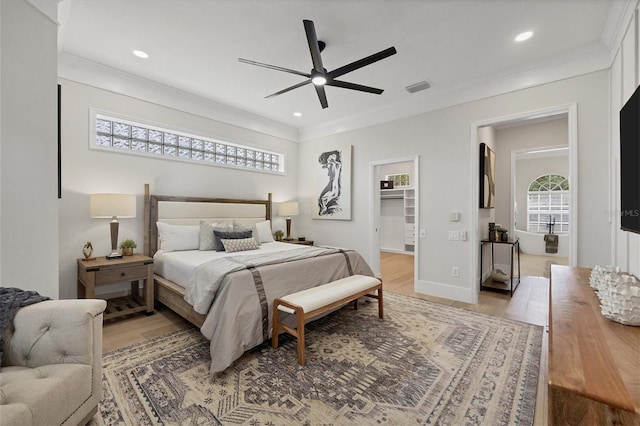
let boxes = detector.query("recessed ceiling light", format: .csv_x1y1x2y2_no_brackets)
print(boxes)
293,112,302,117
515,31,533,42
133,49,149,59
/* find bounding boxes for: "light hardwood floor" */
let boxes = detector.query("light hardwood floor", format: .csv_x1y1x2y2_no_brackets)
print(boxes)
102,252,549,425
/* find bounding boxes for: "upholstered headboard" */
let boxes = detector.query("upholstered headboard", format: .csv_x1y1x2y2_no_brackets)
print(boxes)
143,184,272,256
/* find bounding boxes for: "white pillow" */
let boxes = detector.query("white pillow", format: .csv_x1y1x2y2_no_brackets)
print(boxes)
156,222,199,252
199,221,232,251
255,220,275,243
221,237,260,253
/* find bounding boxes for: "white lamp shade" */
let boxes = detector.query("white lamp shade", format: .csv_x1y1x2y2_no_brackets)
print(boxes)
278,202,299,217
90,194,136,218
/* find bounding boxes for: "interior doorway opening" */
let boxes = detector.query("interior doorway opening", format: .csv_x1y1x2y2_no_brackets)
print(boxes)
470,103,577,303
369,156,419,292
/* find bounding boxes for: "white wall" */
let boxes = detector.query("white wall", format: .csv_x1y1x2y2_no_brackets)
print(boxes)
610,7,640,277
58,79,299,299
298,70,610,303
0,0,59,297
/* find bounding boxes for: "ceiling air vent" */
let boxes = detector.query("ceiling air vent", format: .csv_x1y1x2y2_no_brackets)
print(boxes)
405,80,431,94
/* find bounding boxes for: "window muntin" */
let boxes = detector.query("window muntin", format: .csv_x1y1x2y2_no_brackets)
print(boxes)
93,113,284,173
527,174,569,233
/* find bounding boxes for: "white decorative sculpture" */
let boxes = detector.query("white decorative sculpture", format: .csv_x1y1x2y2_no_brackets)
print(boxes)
590,265,640,326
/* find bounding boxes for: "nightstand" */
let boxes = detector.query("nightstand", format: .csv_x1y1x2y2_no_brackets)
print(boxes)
283,239,314,246
77,254,154,320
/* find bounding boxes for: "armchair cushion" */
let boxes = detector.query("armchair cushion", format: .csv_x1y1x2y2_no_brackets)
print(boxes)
0,299,106,426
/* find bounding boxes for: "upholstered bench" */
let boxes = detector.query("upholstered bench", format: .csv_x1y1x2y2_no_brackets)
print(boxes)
272,274,383,365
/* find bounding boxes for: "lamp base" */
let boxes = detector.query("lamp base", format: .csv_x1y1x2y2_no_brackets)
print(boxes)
106,252,123,260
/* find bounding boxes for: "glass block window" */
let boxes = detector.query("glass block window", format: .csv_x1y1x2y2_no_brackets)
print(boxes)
527,174,569,233
93,113,284,174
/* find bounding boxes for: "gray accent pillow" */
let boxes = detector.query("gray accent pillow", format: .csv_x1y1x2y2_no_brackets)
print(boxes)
221,237,260,253
199,221,231,251
213,230,252,251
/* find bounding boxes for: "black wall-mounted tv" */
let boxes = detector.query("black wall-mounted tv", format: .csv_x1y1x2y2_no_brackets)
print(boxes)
620,84,640,234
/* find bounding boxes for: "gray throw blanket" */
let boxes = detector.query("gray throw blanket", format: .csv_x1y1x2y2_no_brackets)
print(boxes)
0,287,51,365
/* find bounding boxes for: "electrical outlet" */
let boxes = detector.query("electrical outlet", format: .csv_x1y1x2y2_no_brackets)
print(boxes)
419,229,426,238
451,267,459,277
448,231,459,241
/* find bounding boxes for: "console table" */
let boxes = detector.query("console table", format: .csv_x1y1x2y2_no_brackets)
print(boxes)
548,265,640,425
479,238,521,296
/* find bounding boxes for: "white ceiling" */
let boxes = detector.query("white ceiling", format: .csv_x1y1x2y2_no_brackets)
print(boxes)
57,0,628,140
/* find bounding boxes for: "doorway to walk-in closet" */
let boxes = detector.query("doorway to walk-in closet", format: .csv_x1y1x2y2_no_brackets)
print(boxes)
374,158,418,293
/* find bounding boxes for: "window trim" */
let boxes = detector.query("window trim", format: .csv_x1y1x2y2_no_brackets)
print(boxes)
89,108,286,175
526,174,570,234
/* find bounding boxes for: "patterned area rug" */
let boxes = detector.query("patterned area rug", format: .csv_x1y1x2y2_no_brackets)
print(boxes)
95,293,542,425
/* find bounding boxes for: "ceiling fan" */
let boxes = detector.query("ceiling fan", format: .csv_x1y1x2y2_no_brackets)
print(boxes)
238,19,397,109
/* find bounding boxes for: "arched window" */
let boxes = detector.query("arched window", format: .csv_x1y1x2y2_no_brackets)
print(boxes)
527,174,569,233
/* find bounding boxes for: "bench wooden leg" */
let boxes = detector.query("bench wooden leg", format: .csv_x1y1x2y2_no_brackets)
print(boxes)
295,306,305,365
378,287,384,319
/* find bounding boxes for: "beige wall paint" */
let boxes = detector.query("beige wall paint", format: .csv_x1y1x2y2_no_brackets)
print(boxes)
298,71,609,302
58,79,299,299
1,0,59,296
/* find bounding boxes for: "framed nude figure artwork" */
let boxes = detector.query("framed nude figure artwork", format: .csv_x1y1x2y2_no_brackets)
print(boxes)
312,145,352,220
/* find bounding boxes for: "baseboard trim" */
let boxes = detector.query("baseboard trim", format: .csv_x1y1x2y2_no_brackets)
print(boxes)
415,279,476,304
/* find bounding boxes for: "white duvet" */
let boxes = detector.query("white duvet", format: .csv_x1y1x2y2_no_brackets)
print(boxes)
153,241,304,289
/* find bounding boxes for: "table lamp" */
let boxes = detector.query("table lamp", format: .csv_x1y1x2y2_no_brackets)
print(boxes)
90,193,136,259
277,201,299,241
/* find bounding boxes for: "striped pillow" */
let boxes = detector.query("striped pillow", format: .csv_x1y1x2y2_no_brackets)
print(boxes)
221,237,260,253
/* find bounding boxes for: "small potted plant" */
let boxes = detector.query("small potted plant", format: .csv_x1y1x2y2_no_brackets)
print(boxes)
120,238,137,256
274,230,284,241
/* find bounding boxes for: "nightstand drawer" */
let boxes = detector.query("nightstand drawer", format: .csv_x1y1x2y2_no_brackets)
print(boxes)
95,264,148,285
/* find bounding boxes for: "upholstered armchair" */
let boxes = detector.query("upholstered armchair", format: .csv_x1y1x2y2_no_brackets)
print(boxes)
0,299,106,426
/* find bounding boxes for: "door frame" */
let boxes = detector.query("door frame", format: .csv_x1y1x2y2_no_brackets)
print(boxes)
369,155,420,284
469,103,578,299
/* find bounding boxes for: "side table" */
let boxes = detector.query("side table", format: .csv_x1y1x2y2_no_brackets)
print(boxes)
282,239,314,246
479,238,521,296
77,254,154,320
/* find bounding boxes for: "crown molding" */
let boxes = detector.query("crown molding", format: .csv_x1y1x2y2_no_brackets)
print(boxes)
58,51,299,142
601,0,639,61
60,39,613,145
298,44,611,142
25,0,59,24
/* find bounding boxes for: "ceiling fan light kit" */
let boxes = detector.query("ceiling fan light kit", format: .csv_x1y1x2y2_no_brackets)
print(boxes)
239,19,397,109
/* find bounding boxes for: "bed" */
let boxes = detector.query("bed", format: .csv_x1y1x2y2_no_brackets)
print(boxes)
142,184,375,375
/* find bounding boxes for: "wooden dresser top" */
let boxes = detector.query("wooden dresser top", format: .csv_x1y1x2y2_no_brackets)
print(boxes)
549,265,640,414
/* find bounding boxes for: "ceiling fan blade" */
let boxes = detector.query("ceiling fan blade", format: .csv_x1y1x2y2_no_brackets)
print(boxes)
327,47,397,79
303,19,325,73
238,58,310,78
265,79,311,98
326,79,384,94
314,84,328,109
